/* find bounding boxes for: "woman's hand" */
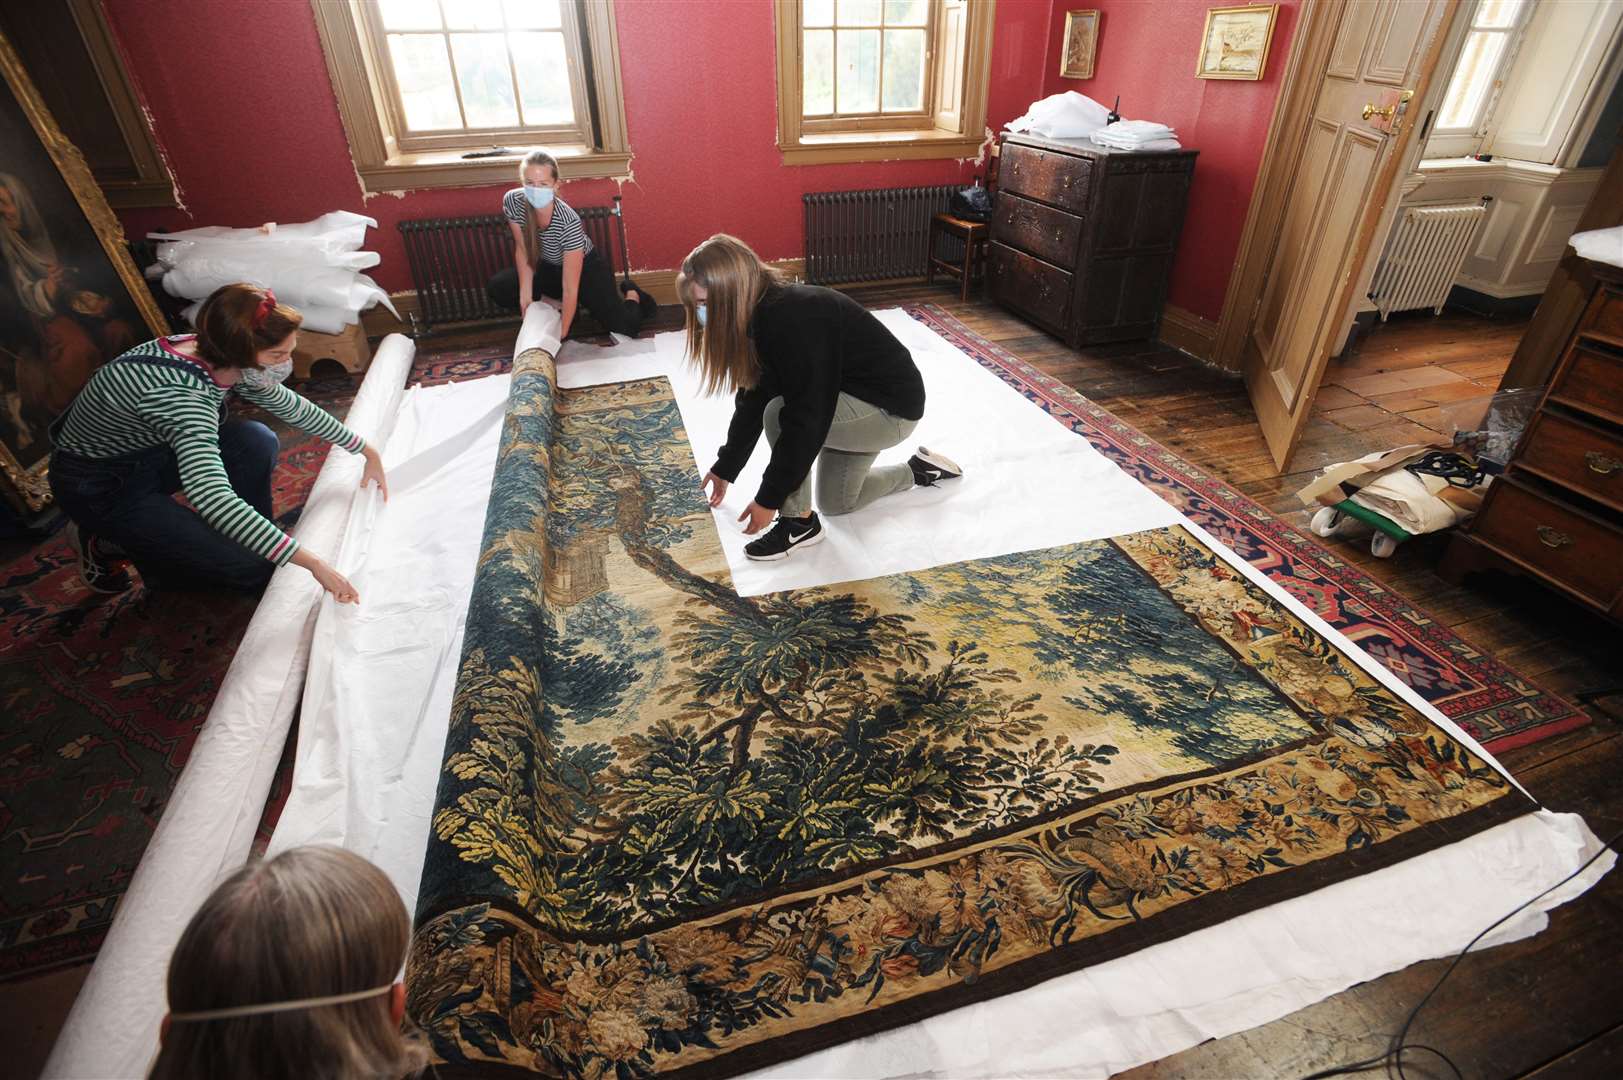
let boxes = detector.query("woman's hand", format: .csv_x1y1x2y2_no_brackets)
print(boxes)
738,501,775,535
291,549,360,604
519,294,531,316
702,472,729,508
361,445,389,501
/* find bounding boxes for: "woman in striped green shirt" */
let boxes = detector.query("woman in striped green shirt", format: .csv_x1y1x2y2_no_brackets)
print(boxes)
49,283,385,600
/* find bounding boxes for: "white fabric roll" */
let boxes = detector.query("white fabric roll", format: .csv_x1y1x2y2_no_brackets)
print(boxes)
42,334,418,1080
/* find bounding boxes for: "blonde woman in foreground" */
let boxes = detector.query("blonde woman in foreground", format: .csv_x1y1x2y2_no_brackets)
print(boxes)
679,234,962,561
149,846,424,1080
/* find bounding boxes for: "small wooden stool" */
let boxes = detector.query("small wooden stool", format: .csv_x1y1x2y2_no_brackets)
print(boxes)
926,213,990,302
292,322,373,381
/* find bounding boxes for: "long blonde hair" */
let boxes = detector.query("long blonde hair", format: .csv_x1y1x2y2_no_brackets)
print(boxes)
518,148,560,269
678,234,786,395
149,846,425,1080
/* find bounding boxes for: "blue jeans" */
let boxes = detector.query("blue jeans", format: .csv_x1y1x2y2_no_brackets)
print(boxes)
49,419,282,592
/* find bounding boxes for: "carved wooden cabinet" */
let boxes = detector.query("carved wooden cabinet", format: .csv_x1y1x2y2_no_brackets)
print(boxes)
988,134,1198,346
1445,261,1623,621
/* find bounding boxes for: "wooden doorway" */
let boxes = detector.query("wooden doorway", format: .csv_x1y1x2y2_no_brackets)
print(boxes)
1212,0,1461,470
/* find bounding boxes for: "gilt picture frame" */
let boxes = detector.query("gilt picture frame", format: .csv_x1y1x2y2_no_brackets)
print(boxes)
1197,4,1277,81
1060,10,1100,80
0,29,164,515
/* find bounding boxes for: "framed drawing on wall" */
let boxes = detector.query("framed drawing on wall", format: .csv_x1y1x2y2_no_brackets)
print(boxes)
1060,10,1100,80
0,30,164,515
1196,4,1278,81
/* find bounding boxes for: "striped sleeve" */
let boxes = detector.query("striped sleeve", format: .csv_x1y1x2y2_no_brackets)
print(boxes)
235,382,366,454
139,386,300,565
502,188,527,224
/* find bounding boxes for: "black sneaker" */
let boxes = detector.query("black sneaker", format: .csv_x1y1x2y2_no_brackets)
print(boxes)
66,522,133,594
744,512,825,561
908,447,963,487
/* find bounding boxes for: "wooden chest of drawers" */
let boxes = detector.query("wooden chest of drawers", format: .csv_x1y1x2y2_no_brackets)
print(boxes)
1446,263,1623,620
989,134,1197,346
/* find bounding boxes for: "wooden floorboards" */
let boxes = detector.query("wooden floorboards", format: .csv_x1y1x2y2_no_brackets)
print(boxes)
848,283,1621,1080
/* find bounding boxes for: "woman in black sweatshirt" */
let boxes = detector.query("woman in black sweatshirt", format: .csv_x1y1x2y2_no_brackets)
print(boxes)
678,234,962,561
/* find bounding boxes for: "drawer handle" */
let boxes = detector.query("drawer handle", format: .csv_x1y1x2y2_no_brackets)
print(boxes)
1536,525,1573,549
1060,175,1072,189
1585,450,1621,476
1054,227,1065,244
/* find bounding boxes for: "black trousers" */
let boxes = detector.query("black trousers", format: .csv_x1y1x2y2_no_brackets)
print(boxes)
486,248,644,337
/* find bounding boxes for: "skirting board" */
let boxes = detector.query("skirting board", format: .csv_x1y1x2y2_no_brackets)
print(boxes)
1158,303,1219,364
362,258,807,336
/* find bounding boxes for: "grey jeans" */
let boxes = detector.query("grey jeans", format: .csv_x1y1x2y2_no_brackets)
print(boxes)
763,393,918,518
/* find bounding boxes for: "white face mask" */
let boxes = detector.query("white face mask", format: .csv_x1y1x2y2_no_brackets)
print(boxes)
695,301,707,328
241,358,294,388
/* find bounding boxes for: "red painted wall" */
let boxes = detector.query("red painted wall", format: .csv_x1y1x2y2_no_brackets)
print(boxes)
1042,1,1296,321
104,0,1055,295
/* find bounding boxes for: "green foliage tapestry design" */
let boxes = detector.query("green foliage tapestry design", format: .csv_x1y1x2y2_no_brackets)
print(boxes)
408,348,1526,1079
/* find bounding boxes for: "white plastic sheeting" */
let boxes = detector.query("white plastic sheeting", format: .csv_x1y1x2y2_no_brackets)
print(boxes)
148,211,397,331
1005,91,1113,139
42,334,420,1080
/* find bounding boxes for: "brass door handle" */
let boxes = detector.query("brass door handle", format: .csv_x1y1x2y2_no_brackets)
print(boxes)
1362,102,1396,122
1585,450,1621,475
1536,525,1572,549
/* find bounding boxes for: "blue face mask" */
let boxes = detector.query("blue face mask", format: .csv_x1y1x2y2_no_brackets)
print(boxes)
524,185,555,210
695,301,707,328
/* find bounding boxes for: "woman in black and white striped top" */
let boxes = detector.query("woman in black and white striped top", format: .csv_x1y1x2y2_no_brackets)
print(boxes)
48,283,385,600
485,149,656,338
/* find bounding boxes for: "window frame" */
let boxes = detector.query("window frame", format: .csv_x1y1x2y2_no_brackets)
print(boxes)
355,0,595,154
774,0,995,165
311,0,631,191
799,1,938,133
1425,0,1534,159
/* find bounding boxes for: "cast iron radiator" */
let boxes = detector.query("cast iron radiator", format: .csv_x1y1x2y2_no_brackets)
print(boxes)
802,185,960,285
398,197,627,332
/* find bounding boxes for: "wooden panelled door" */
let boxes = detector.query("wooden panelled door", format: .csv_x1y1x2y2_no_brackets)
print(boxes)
1242,0,1455,469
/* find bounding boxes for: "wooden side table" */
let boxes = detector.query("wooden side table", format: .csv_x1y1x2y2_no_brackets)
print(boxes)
927,213,989,302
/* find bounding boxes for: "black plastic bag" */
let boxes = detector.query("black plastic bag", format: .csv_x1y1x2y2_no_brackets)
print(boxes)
950,185,993,222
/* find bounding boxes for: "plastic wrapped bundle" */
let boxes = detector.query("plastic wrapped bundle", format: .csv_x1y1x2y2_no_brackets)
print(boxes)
149,211,398,329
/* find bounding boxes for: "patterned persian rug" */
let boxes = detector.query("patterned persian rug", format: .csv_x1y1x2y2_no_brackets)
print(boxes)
906,305,1588,752
408,348,1530,1078
0,343,511,982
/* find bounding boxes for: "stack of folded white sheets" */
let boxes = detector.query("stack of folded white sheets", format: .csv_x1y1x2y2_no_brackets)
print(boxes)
1091,119,1181,151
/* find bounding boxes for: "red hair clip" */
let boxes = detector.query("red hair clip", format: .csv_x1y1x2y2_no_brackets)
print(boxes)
252,289,277,328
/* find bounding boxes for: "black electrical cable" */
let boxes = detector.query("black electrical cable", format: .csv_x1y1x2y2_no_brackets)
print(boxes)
1300,824,1622,1080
